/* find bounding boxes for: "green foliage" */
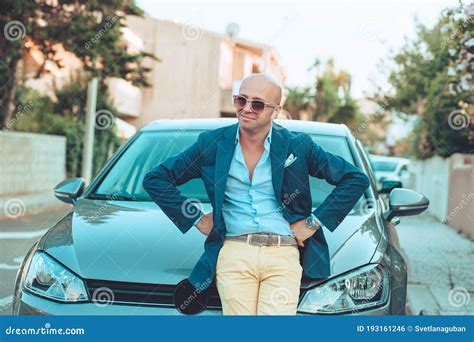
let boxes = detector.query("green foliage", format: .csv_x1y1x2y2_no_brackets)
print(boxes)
377,4,473,158
311,58,357,125
53,74,121,177
283,86,313,119
314,73,340,120
0,0,152,178
12,81,120,179
284,58,358,128
0,0,158,126
422,71,471,158
384,19,450,114
329,99,358,129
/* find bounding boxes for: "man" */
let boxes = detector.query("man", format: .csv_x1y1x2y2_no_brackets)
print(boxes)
143,73,370,315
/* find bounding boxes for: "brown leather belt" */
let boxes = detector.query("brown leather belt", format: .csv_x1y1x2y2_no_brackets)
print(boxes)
225,233,298,247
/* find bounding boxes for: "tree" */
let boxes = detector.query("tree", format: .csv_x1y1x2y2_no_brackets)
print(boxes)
329,99,358,128
283,86,313,119
375,3,473,157
0,0,158,126
12,73,121,178
310,58,357,126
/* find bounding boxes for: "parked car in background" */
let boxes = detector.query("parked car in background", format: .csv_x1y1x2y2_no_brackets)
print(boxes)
369,155,411,189
12,119,429,316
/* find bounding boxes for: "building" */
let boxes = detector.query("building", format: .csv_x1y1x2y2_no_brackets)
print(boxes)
21,15,286,135
115,16,286,129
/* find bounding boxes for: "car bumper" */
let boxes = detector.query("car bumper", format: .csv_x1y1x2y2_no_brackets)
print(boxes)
13,290,392,316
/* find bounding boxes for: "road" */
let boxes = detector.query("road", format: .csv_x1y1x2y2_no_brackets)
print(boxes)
0,207,71,315
0,208,472,315
397,213,473,315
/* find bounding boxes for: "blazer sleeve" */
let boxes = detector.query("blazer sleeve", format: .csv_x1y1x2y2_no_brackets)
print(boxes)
305,134,370,232
142,132,205,234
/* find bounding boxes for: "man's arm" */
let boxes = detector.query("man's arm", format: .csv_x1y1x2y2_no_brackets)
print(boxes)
142,133,205,234
305,135,370,232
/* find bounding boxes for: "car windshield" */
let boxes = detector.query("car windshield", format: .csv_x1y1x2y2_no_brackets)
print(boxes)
372,160,398,172
90,130,367,207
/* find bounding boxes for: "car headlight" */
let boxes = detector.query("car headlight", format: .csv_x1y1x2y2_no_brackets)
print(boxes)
298,264,389,314
23,251,89,302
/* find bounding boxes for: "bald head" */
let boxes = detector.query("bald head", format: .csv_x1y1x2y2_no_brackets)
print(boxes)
239,73,283,105
235,73,283,132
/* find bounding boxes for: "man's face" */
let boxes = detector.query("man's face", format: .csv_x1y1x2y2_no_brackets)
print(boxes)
235,77,281,132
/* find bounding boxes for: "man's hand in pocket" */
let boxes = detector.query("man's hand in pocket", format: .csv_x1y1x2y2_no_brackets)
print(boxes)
290,219,318,247
195,212,214,236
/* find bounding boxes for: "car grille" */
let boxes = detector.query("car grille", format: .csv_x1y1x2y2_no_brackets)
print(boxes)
84,279,222,309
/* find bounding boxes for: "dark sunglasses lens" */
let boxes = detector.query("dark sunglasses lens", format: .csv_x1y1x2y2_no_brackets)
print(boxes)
234,96,247,109
251,101,265,113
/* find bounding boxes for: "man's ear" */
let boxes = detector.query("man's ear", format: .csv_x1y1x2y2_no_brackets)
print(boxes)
272,106,282,119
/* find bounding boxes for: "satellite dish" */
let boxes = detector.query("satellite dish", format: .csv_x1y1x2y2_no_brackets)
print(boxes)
225,22,240,42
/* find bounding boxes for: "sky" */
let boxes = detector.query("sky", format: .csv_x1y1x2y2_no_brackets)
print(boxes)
137,0,461,98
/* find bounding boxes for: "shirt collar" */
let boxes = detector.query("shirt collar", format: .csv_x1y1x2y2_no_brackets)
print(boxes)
235,122,273,149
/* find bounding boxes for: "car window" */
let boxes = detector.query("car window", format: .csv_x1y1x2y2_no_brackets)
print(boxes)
92,130,366,207
372,160,398,172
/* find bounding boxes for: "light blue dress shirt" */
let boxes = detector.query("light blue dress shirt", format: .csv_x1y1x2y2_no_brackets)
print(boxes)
220,122,294,237
192,122,325,235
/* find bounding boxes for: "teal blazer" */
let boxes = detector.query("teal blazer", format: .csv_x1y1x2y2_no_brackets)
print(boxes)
143,122,370,290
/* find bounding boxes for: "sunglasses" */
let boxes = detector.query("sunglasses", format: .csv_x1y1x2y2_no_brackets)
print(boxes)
233,95,278,114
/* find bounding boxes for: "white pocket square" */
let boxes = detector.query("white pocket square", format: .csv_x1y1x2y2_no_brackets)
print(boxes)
284,153,297,168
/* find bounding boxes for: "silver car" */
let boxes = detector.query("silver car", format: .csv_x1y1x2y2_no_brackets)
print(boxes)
12,119,429,315
370,155,411,189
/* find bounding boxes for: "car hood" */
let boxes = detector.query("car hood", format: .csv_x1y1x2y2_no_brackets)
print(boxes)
39,198,382,285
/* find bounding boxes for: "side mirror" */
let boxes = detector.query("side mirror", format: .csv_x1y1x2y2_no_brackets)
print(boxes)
54,178,86,204
384,188,429,222
379,180,402,194
398,169,408,177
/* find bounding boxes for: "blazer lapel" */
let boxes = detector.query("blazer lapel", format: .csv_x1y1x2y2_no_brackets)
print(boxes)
214,123,238,215
270,123,290,202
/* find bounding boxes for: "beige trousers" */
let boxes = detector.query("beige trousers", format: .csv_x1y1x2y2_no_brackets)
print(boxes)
216,239,303,315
